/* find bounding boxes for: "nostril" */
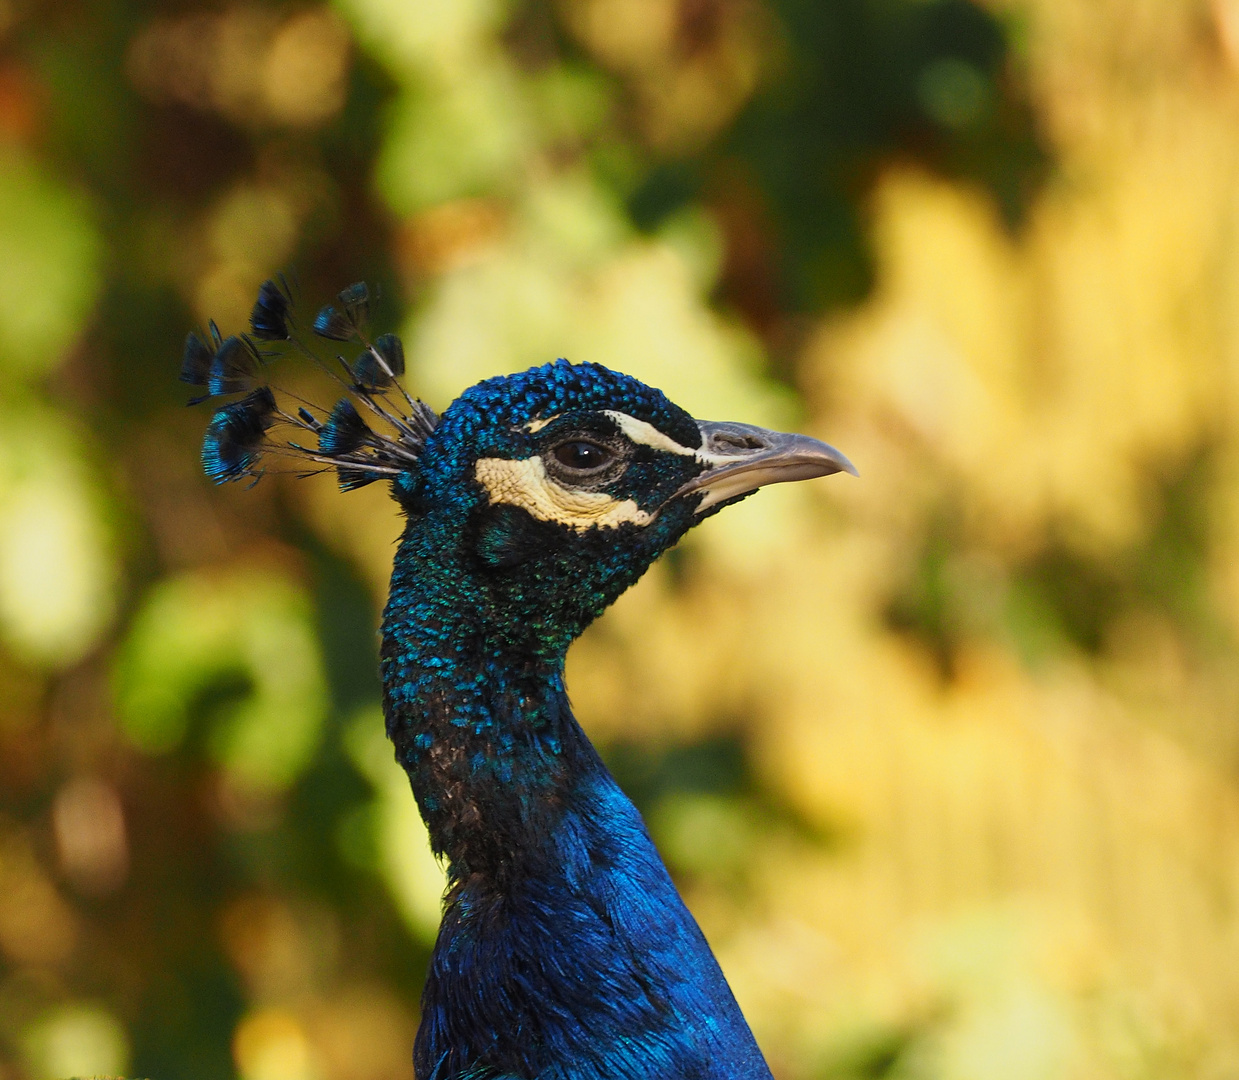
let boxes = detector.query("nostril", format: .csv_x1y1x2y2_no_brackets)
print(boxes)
710,432,767,452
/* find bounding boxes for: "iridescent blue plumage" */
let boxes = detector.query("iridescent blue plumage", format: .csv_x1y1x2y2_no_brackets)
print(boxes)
314,282,369,342
249,276,293,341
206,335,261,396
201,386,275,482
189,281,856,1080
179,329,213,387
318,398,372,456
352,332,405,388
376,360,780,1079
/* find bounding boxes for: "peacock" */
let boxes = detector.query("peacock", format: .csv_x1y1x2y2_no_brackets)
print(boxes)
183,279,856,1080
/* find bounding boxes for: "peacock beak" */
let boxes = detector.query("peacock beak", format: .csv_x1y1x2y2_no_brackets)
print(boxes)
674,420,858,513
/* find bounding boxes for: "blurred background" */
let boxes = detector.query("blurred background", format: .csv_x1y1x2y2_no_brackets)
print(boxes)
4,0,1239,1077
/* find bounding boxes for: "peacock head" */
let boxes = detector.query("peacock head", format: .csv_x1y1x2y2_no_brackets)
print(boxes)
187,280,855,653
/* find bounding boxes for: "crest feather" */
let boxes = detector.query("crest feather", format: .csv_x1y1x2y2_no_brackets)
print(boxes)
187,278,438,492
202,387,277,483
207,336,261,396
250,276,293,341
180,331,213,386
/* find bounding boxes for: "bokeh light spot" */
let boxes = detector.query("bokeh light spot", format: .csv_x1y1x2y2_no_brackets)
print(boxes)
21,1003,129,1080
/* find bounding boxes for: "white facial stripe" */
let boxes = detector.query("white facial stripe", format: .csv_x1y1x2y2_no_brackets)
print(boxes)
525,415,560,433
601,410,757,470
602,411,697,457
475,456,654,532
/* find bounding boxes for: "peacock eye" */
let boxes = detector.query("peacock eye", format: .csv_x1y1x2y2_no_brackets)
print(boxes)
552,440,613,471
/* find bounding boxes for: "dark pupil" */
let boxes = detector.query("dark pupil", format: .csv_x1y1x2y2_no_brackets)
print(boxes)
554,441,609,470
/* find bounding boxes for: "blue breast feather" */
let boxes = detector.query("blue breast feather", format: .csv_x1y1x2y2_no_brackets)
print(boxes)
416,769,772,1080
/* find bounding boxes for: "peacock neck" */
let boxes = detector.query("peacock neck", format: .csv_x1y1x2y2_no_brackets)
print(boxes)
379,519,606,884
380,522,777,1080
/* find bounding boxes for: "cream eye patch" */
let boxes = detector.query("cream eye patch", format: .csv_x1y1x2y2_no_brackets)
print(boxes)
474,456,654,531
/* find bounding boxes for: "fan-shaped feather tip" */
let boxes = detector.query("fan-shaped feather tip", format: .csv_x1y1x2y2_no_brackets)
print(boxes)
202,386,277,483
